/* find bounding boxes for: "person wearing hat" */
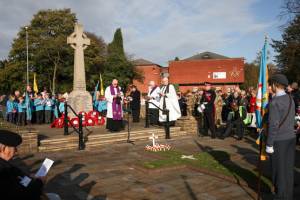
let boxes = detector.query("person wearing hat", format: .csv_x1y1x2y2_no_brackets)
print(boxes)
0,129,60,200
267,74,296,200
200,82,216,138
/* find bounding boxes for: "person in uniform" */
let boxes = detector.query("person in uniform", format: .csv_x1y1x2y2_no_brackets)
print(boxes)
200,82,216,138
0,129,61,200
266,74,296,200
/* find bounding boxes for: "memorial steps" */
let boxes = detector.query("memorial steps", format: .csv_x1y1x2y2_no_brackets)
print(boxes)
38,127,189,152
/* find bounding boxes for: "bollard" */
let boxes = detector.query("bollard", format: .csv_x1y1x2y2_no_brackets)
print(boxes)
145,101,149,128
78,113,85,150
165,109,170,139
64,102,69,135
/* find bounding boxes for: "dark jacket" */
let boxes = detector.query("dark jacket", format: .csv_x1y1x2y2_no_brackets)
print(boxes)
0,158,44,200
200,90,216,113
130,90,141,110
267,94,296,146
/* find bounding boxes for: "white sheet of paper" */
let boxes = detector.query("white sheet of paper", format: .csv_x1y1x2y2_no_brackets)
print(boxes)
35,158,54,177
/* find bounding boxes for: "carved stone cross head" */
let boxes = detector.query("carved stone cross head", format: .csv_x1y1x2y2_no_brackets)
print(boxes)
67,23,90,50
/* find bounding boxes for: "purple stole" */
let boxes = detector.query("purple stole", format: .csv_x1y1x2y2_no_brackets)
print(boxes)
110,85,122,120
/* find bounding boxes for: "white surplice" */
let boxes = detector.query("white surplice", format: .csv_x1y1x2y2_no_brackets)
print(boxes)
159,84,181,122
147,86,160,109
105,86,124,119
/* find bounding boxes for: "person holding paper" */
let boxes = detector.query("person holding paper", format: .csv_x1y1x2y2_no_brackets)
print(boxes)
0,129,60,200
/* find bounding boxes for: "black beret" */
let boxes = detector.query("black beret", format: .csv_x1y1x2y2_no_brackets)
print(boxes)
269,74,289,87
0,129,22,147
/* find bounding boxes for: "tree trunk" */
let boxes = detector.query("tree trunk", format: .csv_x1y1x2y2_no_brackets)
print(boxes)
52,63,57,95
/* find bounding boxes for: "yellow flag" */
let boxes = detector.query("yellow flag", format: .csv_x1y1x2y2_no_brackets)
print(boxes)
33,73,38,93
100,73,104,96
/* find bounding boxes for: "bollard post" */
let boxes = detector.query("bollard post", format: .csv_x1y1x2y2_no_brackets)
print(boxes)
64,102,69,135
145,101,149,128
165,109,170,139
78,113,85,150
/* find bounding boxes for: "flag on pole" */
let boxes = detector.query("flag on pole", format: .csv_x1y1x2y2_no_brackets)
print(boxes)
93,81,99,102
255,38,269,161
33,73,38,94
100,73,104,96
25,92,32,121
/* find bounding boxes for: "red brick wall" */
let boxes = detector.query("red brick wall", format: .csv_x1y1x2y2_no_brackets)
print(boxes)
133,65,162,94
169,58,244,85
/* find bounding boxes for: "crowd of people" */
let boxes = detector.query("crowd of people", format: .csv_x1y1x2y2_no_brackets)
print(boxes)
0,86,108,126
0,74,299,199
177,81,300,142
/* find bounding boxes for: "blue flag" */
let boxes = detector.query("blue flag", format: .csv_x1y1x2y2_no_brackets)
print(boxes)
255,39,269,129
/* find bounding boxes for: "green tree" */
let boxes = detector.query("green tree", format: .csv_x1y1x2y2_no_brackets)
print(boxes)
0,9,106,94
272,15,300,82
103,28,143,90
241,62,260,89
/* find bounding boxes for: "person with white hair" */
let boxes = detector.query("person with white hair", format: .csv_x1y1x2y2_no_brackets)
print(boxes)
146,81,161,125
105,79,124,132
159,77,181,125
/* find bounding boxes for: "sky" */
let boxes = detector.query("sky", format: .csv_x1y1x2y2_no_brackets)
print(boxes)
0,0,285,66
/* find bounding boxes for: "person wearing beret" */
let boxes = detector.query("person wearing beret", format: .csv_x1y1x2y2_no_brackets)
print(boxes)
200,82,217,138
267,74,296,200
0,130,60,200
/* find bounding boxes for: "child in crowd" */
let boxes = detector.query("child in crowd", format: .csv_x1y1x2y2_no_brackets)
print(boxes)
95,96,107,116
17,96,26,126
34,94,45,124
6,95,16,123
44,93,54,124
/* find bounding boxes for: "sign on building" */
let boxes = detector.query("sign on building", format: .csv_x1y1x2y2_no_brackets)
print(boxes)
213,72,226,79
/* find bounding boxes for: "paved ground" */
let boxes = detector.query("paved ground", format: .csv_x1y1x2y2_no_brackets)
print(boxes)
13,134,300,200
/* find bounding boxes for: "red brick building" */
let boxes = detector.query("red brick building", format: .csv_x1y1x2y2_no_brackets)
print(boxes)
133,52,244,93
132,59,164,94
169,52,244,92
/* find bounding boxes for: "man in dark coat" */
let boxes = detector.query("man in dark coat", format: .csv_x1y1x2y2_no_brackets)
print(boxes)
267,74,296,200
200,82,216,138
0,129,45,200
129,85,141,122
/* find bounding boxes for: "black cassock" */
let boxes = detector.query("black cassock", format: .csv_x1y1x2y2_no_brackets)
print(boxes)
130,90,141,122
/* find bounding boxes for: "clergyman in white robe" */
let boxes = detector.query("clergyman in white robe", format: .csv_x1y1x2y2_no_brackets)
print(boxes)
105,85,124,132
159,84,181,123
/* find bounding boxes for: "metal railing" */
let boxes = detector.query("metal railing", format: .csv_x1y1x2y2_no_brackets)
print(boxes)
145,101,170,139
63,102,85,150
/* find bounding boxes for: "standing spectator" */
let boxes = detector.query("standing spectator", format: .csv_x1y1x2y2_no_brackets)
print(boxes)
266,74,295,199
17,97,26,126
200,82,216,138
34,94,45,124
215,89,223,128
287,82,300,112
178,92,187,116
129,85,141,123
44,93,54,124
6,95,15,123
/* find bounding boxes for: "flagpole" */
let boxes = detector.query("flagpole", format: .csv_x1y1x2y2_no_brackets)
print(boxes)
256,35,268,200
25,26,29,87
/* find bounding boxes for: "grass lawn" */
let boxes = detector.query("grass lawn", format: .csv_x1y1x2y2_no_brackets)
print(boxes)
142,150,272,191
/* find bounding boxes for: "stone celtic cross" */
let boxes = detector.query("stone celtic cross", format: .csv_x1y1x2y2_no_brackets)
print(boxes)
67,23,90,91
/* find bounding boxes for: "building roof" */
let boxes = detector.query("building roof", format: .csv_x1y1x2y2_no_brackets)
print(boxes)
133,58,162,67
184,51,230,60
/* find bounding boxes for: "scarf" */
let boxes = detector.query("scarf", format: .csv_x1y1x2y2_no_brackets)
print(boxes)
110,85,122,120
